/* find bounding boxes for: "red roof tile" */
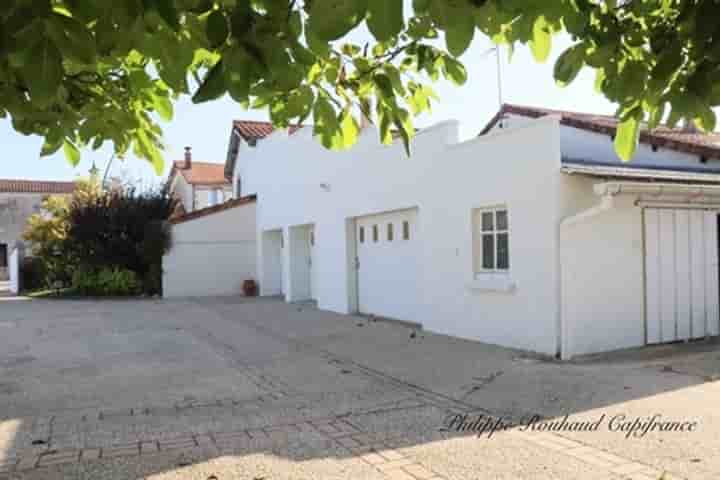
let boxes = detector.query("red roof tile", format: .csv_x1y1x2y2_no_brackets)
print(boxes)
170,195,257,225
171,161,230,186
480,103,720,159
0,179,76,194
232,120,302,141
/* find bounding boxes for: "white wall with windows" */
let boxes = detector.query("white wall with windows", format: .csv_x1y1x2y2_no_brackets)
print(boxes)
223,109,720,359
240,116,572,357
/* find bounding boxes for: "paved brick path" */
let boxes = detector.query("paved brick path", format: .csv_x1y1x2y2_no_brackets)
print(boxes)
0,298,714,479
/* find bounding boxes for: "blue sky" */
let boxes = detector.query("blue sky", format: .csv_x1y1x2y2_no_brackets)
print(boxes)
0,34,615,183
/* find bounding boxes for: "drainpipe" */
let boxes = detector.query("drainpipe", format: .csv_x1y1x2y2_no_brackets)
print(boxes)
557,189,618,360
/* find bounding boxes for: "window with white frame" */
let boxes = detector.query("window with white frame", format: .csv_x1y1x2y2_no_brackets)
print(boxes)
208,188,224,206
474,208,509,275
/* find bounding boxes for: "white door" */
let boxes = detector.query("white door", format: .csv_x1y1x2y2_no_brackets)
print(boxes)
645,208,720,343
356,209,419,321
309,227,318,300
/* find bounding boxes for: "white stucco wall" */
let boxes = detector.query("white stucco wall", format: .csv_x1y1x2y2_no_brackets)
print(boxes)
238,117,566,356
163,202,257,297
560,194,645,358
170,175,194,212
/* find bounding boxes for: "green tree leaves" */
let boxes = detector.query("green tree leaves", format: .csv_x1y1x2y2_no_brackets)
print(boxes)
554,44,585,87
366,0,404,42
23,38,63,107
63,139,81,167
529,16,552,62
192,60,227,103
206,10,229,48
307,0,368,41
4,0,720,171
615,108,642,162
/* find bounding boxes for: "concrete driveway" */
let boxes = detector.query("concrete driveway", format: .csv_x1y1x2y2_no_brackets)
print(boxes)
0,297,718,479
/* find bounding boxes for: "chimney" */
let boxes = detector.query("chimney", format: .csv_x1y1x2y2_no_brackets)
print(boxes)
184,146,192,169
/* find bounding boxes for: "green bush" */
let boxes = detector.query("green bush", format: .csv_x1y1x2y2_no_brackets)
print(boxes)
20,256,46,291
72,267,140,296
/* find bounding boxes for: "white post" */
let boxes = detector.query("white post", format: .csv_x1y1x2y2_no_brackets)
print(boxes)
8,247,19,294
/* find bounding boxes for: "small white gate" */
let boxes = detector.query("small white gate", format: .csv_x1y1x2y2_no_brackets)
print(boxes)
644,208,720,343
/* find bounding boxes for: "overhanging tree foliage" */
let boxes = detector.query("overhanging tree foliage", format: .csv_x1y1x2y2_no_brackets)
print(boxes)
1,1,718,171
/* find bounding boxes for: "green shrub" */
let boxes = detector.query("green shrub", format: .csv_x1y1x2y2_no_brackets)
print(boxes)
20,257,46,291
68,187,175,295
72,267,140,296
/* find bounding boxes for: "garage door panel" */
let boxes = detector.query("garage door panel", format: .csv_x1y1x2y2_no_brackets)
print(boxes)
645,210,661,343
645,209,661,344
705,212,720,336
659,210,677,342
645,208,719,343
675,210,691,340
690,210,707,338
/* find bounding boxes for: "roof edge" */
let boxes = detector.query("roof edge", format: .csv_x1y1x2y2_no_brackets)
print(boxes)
480,103,720,160
170,194,257,225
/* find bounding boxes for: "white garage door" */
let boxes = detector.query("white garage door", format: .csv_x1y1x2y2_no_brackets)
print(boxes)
356,209,419,321
644,208,720,343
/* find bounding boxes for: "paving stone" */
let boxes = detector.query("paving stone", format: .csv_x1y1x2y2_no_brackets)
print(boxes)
377,448,405,461
359,452,388,465
384,469,417,480
247,429,270,439
0,458,16,474
542,433,583,449
140,441,159,454
590,450,631,466
15,455,39,471
103,444,139,458
376,458,416,472
37,449,79,466
314,422,341,435
80,448,101,461
193,434,214,447
401,464,436,479
213,431,250,442
336,436,362,448
159,437,197,451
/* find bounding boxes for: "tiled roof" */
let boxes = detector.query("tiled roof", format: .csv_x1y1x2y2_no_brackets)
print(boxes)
480,103,720,160
170,195,257,225
171,161,230,186
232,120,302,141
0,179,76,194
225,120,305,179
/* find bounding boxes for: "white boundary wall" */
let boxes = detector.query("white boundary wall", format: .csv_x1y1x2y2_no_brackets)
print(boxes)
163,202,257,297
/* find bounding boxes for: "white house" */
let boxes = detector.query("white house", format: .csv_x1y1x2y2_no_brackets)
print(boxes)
222,104,720,359
167,147,233,214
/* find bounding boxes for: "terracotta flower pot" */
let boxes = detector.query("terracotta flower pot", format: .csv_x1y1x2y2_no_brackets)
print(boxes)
242,279,258,297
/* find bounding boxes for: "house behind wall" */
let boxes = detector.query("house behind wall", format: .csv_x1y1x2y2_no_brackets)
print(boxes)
0,180,76,280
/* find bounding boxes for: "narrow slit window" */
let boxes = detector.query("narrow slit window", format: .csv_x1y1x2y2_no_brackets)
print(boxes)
387,223,394,241
359,226,365,243
402,221,410,240
310,231,315,246
372,224,379,242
